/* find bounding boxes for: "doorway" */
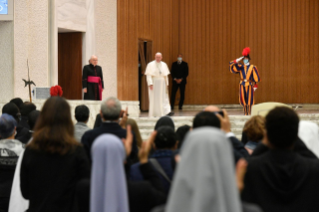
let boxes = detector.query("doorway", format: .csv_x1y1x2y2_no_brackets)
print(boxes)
138,39,152,111
58,32,82,99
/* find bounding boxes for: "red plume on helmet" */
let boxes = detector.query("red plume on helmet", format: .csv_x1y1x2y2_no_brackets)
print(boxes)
50,85,63,97
242,47,250,57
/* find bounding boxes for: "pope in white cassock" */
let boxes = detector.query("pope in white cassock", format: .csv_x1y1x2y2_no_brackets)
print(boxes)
145,52,171,117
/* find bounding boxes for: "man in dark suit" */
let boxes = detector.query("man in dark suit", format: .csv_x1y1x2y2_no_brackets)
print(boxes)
170,54,189,111
82,55,104,100
81,97,138,164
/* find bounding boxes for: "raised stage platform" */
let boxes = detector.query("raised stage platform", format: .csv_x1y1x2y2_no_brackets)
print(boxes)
1,99,319,141
138,104,319,140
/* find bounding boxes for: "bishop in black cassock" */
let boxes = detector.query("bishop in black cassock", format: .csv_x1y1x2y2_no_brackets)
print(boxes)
82,55,104,100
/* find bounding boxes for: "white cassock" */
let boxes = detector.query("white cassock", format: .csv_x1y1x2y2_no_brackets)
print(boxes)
145,60,171,117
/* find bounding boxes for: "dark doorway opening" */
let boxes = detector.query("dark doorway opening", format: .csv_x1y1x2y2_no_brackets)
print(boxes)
58,32,82,100
138,39,152,111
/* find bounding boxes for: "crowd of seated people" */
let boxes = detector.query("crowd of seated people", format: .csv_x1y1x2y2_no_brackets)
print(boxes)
1,96,319,212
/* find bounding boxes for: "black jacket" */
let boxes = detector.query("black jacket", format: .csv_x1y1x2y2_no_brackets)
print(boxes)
242,149,319,212
16,124,31,144
81,122,138,164
20,146,90,212
171,61,189,84
228,136,250,163
127,163,167,212
75,162,167,212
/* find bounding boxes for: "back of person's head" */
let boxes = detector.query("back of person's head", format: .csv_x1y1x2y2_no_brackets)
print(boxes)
266,107,299,149
2,102,21,123
193,111,220,129
0,114,17,139
10,98,24,110
29,97,79,154
20,102,37,117
154,116,175,130
100,97,121,121
243,115,265,142
155,126,177,149
28,110,40,130
176,125,191,149
75,105,90,123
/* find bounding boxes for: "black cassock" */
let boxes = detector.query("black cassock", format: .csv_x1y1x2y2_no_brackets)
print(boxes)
82,64,104,100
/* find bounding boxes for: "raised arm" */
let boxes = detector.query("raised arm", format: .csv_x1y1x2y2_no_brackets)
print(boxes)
229,57,244,74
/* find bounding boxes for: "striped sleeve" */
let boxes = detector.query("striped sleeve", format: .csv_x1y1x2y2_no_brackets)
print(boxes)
252,66,261,82
229,61,241,74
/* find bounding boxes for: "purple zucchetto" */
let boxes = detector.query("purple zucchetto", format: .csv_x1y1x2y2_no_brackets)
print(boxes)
0,113,17,139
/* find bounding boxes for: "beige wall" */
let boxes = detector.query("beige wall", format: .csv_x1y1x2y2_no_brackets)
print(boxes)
0,22,14,100
0,0,118,102
13,0,49,100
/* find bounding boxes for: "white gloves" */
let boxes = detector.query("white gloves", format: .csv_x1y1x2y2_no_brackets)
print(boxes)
235,57,244,63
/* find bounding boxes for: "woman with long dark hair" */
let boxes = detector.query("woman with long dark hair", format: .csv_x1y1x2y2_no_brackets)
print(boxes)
20,97,90,212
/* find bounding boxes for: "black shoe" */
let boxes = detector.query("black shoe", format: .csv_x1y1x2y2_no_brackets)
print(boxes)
179,108,182,111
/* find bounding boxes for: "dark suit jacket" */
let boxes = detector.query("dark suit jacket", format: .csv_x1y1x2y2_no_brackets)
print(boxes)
171,61,189,84
228,136,249,163
81,122,138,164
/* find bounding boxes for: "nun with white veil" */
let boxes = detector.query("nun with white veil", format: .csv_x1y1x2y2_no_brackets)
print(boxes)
90,134,129,212
298,121,319,158
165,127,242,212
145,52,171,117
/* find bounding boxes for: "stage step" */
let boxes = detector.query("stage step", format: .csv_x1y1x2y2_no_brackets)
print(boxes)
136,114,319,141
136,115,250,140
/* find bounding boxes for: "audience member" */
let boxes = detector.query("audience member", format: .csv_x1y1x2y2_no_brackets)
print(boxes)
154,116,175,130
242,116,265,154
176,125,191,149
20,97,90,212
241,107,319,212
93,109,128,129
88,131,166,212
2,103,29,144
193,111,220,129
19,102,36,129
7,111,40,212
126,118,143,148
74,105,90,142
90,134,129,212
298,121,319,158
9,98,23,111
166,127,242,212
81,97,138,164
0,114,24,212
27,110,40,132
193,110,249,162
130,126,177,193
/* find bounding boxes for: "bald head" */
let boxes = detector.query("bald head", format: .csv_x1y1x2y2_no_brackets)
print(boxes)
155,52,162,63
89,55,98,66
204,105,220,112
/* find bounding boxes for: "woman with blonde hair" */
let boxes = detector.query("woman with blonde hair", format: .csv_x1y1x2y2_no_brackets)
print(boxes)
243,115,265,154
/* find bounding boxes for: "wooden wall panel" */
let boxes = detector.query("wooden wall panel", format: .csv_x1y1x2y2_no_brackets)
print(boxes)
118,0,319,104
117,0,177,101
